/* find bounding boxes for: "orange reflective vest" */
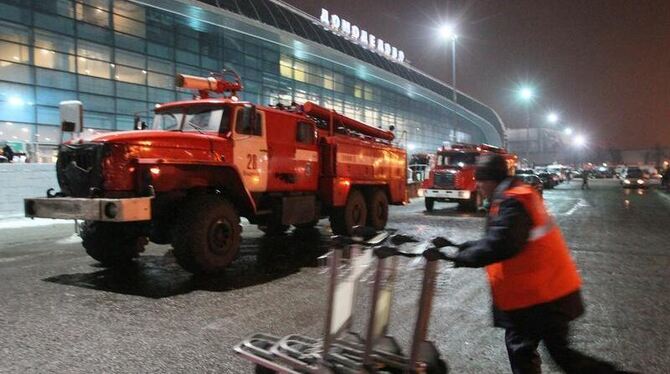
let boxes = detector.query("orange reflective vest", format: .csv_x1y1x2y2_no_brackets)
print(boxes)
485,184,582,311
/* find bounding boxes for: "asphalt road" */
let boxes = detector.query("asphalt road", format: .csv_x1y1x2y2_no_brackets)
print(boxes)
0,179,668,373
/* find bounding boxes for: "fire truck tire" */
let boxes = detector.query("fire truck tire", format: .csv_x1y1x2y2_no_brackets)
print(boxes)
172,195,241,274
460,191,481,212
258,222,290,236
425,197,435,212
81,221,146,266
367,189,389,230
330,189,367,235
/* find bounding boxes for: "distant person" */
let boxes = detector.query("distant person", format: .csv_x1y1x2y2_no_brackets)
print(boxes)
2,144,14,163
662,166,670,190
566,170,572,184
581,170,590,190
443,154,627,373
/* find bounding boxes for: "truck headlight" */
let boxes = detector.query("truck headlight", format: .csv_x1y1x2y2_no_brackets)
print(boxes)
104,202,118,218
637,179,644,184
623,179,631,184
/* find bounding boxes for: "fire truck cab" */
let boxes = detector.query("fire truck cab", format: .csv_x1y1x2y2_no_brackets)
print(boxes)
422,143,516,212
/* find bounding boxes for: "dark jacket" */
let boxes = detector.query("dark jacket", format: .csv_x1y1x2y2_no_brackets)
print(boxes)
2,145,13,162
453,178,584,328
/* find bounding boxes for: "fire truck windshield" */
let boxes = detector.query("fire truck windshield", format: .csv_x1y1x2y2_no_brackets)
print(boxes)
439,152,477,167
153,106,231,133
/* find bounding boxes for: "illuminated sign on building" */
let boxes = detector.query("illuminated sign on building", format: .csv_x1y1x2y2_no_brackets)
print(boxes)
319,9,406,63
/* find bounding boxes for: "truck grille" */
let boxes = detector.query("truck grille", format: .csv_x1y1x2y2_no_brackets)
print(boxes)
434,172,455,188
56,143,106,197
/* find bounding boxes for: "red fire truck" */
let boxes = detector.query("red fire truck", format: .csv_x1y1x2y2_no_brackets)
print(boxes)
25,71,407,274
422,143,516,212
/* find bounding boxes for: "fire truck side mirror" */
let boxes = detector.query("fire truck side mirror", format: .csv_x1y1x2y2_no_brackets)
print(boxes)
389,125,395,132
59,100,83,133
248,105,257,124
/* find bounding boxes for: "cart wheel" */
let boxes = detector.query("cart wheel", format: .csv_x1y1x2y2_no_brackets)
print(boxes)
254,364,277,374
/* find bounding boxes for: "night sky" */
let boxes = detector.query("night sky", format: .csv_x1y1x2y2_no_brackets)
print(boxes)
283,0,670,149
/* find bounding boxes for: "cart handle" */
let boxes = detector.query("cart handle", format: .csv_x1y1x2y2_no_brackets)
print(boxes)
373,239,459,262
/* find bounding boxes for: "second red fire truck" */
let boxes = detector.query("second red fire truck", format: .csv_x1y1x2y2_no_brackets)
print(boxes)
25,71,407,274
422,143,516,212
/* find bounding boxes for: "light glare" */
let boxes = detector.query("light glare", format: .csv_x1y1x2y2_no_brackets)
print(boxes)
8,96,24,106
547,112,559,124
439,24,458,41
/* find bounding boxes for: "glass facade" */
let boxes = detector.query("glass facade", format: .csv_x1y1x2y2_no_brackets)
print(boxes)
0,0,504,155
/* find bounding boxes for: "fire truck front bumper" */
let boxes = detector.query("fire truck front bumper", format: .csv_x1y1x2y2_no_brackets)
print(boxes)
423,189,471,200
24,197,152,222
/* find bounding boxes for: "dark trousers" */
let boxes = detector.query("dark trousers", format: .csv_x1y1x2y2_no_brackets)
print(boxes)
504,320,617,374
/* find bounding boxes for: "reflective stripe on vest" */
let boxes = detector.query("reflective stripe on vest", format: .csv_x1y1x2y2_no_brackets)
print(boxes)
485,184,582,311
528,218,556,241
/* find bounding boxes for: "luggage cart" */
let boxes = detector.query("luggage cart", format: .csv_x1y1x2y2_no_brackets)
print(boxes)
235,229,391,373
235,232,457,374
359,243,453,374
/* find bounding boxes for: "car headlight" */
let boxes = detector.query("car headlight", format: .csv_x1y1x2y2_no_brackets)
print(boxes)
637,179,644,184
623,179,631,184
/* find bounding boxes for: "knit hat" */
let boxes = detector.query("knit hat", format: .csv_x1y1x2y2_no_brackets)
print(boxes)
475,154,509,181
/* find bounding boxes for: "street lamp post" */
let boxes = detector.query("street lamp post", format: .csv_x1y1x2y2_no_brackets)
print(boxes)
542,111,559,154
518,86,535,165
439,24,458,103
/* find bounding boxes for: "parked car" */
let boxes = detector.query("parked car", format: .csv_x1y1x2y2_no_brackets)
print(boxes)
517,174,544,197
515,169,536,176
537,172,557,189
621,167,648,188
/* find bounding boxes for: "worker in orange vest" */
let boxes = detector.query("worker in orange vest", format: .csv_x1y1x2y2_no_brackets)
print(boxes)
443,154,625,373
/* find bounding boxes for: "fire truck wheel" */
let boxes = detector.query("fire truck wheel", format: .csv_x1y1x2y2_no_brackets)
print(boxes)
258,222,290,236
172,195,241,274
367,189,389,230
469,191,482,212
81,221,146,266
425,197,435,212
330,189,367,235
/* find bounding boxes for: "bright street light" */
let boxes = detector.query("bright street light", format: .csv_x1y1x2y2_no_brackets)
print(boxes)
439,24,458,41
519,86,535,102
573,134,586,147
563,127,573,135
546,112,559,124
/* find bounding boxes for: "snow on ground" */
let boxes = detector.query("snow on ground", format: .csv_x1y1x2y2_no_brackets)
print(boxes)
0,217,73,230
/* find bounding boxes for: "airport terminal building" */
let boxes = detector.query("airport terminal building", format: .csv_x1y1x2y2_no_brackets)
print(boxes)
0,0,505,158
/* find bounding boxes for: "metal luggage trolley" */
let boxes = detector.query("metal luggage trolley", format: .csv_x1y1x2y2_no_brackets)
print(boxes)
359,240,455,374
234,231,457,374
235,228,391,373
